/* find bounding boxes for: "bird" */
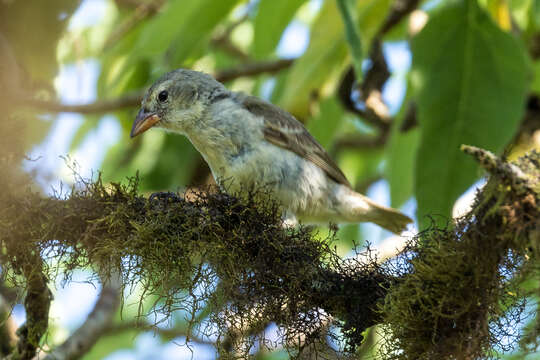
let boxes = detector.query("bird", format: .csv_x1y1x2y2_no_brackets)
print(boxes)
130,69,412,233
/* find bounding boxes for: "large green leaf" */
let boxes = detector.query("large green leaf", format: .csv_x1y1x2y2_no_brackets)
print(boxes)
166,0,241,66
132,0,202,58
306,96,345,148
252,0,306,58
356,0,393,43
412,0,531,228
337,0,364,79
97,27,148,98
131,0,239,66
531,60,540,93
385,78,419,208
386,110,420,208
276,0,348,118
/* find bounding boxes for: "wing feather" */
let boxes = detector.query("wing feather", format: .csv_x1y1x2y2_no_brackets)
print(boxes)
241,96,351,187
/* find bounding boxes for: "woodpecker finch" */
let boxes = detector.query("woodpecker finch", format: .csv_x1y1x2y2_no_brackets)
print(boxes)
131,69,412,233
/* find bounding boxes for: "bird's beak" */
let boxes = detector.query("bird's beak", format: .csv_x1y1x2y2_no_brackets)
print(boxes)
130,109,160,138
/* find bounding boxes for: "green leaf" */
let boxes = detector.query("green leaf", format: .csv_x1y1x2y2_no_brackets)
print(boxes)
97,27,148,99
338,148,383,189
485,0,512,30
531,60,540,93
507,0,533,30
356,0,393,43
132,0,202,58
252,0,306,58
412,0,531,228
130,0,239,66
276,0,348,118
337,0,363,80
69,117,100,152
142,135,200,190
386,106,420,208
82,329,139,360
166,0,241,66
306,96,345,148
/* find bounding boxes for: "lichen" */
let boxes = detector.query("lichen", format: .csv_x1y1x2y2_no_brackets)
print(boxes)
379,150,540,360
0,164,389,357
0,150,538,359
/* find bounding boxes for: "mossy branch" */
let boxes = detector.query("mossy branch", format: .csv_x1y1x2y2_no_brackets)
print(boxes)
9,259,51,360
0,148,539,359
380,148,540,359
0,172,390,357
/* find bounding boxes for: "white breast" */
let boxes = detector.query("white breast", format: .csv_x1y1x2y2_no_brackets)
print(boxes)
184,98,341,222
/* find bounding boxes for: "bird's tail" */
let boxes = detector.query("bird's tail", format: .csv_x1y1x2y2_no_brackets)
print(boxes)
341,191,413,234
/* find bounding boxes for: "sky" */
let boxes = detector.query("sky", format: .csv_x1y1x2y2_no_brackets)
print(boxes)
17,0,426,358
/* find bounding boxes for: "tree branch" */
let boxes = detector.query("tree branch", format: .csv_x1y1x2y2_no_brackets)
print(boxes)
214,58,294,83
377,0,421,37
0,178,390,354
330,131,389,154
336,0,421,146
10,260,51,360
103,321,215,346
43,272,122,360
13,59,295,115
20,92,143,115
211,15,251,61
104,0,165,50
1,147,539,357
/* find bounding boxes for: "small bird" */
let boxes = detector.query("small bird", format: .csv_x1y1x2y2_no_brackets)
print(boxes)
131,69,412,233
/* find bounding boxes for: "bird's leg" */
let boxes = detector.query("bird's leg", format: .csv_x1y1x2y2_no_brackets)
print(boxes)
281,210,299,228
148,191,182,203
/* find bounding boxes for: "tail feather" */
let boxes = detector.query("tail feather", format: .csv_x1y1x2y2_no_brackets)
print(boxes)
365,201,413,234
343,192,413,234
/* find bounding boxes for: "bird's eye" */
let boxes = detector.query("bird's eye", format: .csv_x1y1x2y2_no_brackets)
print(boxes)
158,90,168,102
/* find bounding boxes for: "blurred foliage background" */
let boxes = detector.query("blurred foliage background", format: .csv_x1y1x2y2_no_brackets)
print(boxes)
1,0,540,358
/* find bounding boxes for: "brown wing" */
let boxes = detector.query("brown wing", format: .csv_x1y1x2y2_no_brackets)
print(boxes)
241,96,351,188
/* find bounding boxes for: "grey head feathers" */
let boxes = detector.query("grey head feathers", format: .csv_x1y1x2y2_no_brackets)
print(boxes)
137,69,230,132
146,69,229,106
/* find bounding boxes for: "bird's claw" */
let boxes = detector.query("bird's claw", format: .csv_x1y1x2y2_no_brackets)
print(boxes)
149,191,182,203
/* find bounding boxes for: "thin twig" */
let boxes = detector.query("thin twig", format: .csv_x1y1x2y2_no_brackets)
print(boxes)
114,0,154,7
377,0,421,37
330,133,388,154
104,0,165,50
43,272,122,360
461,145,530,190
211,14,251,61
211,36,250,61
103,321,215,346
337,0,364,79
360,40,391,127
336,0,421,147
215,58,294,83
19,92,143,114
14,59,295,115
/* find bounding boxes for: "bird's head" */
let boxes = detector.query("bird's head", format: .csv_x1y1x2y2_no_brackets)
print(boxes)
130,69,228,138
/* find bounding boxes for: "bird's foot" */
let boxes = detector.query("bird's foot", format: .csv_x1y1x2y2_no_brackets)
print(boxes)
281,211,299,229
149,191,182,203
